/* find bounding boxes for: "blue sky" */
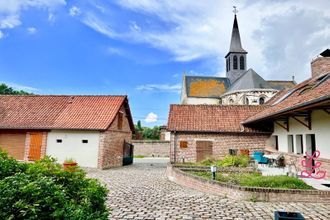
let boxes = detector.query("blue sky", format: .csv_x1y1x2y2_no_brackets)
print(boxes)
0,0,329,127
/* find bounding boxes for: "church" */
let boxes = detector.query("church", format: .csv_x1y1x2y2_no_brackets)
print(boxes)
180,13,296,105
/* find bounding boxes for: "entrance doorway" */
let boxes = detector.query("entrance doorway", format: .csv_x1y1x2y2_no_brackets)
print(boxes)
28,132,43,161
306,134,316,172
196,141,213,162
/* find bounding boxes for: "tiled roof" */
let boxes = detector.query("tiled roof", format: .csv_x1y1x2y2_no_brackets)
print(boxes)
167,105,268,133
244,73,330,124
185,75,231,98
0,95,133,131
267,80,296,90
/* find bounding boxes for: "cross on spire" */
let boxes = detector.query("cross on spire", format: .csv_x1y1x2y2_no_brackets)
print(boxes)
233,6,238,15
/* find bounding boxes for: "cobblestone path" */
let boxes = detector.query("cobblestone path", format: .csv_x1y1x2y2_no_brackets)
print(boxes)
87,159,330,220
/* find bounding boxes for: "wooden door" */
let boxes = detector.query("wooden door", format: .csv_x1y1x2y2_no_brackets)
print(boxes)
28,132,43,161
196,141,213,162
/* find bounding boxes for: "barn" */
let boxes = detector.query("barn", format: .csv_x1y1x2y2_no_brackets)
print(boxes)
0,95,134,169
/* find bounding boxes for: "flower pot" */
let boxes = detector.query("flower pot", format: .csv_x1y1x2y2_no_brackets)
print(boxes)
63,162,78,170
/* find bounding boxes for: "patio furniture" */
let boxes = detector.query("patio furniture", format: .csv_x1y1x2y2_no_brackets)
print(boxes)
252,152,269,164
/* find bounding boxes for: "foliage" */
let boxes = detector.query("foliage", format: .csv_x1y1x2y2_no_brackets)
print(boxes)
0,83,32,95
134,120,161,140
64,158,77,163
0,150,109,219
190,171,313,190
134,155,145,158
220,155,249,167
0,148,28,179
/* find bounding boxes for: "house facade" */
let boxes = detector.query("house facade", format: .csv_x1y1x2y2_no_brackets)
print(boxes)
0,95,134,169
167,105,271,163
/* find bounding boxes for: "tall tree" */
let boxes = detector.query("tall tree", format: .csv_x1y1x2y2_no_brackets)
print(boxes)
0,83,32,95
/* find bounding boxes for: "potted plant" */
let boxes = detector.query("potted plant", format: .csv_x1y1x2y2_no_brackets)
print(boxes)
63,158,78,170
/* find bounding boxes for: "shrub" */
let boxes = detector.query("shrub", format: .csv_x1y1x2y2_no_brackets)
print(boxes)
0,154,109,219
0,149,28,180
220,155,249,167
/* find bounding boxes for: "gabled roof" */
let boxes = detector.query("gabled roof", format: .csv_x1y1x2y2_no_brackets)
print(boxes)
0,95,134,131
227,69,273,92
225,15,247,58
184,75,231,98
244,73,330,124
167,105,268,133
267,80,297,90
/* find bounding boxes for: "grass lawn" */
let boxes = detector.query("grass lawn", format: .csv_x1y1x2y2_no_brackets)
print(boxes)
189,171,313,190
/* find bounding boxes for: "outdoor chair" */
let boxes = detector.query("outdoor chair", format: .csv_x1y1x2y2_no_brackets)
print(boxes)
252,152,269,164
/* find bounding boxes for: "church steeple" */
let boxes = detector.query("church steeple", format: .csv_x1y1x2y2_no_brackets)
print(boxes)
225,7,248,83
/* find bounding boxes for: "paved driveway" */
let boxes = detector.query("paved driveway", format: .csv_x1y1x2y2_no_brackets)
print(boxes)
87,158,330,220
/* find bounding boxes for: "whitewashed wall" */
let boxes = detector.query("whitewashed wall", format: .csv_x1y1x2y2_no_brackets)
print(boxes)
270,110,330,159
220,90,277,105
46,130,100,168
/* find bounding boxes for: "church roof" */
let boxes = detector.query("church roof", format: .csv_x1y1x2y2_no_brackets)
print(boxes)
227,69,273,92
225,15,247,58
267,80,296,90
184,75,231,98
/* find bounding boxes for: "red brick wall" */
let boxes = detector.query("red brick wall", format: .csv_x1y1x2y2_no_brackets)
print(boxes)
98,105,132,169
311,57,330,78
170,132,270,163
0,131,26,160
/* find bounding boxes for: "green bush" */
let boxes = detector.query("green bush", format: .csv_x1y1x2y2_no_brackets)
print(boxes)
0,149,28,180
190,171,313,190
0,150,109,219
220,155,249,167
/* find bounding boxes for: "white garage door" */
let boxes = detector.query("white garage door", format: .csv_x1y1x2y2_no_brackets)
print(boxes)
46,130,100,168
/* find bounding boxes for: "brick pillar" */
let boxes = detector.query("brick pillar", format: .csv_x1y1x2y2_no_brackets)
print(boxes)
24,132,31,161
40,132,48,158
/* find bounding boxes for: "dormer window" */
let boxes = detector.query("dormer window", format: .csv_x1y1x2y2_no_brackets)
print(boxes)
233,55,238,69
259,97,265,105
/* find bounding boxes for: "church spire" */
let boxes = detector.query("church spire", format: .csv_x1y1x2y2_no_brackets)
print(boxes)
228,10,246,55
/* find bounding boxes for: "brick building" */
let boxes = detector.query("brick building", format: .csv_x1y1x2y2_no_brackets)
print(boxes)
167,105,271,162
0,95,134,169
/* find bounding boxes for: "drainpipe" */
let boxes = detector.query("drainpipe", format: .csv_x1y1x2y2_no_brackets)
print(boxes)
173,131,177,164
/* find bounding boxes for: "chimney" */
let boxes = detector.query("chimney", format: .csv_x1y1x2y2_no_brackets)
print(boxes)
311,49,330,78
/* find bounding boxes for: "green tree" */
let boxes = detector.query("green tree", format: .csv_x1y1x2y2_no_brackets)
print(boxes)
134,121,160,140
0,83,32,95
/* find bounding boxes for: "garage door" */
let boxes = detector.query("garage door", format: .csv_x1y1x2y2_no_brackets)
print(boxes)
0,132,26,160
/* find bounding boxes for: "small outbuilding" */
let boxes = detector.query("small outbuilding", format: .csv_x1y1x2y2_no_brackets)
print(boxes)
0,95,134,169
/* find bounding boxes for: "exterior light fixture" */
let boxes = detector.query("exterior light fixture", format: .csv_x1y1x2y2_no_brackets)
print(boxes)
210,166,217,180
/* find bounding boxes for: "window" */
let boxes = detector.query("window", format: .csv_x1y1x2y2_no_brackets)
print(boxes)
228,57,231,71
229,98,234,104
56,139,62,143
82,139,88,144
180,141,188,148
259,97,265,105
245,97,249,105
219,98,222,105
226,59,229,72
118,112,124,130
296,135,303,154
229,149,237,155
271,135,279,150
288,135,294,153
240,56,245,70
233,55,238,69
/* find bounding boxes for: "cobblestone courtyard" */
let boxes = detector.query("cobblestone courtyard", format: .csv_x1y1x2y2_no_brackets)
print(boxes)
87,158,330,220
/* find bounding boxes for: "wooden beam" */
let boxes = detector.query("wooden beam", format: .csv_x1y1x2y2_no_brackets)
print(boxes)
275,118,289,132
292,111,311,130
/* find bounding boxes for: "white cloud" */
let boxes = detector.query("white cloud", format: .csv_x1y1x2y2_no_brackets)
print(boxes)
27,27,37,34
48,13,55,22
77,0,329,82
0,0,66,33
137,83,181,93
145,112,158,123
0,30,4,39
1,82,39,92
69,6,81,17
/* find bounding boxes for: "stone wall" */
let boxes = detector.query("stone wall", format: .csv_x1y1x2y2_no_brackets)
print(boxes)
170,132,270,163
132,140,170,157
167,163,330,202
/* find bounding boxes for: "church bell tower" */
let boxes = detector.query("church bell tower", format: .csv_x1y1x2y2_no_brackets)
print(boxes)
225,7,248,83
